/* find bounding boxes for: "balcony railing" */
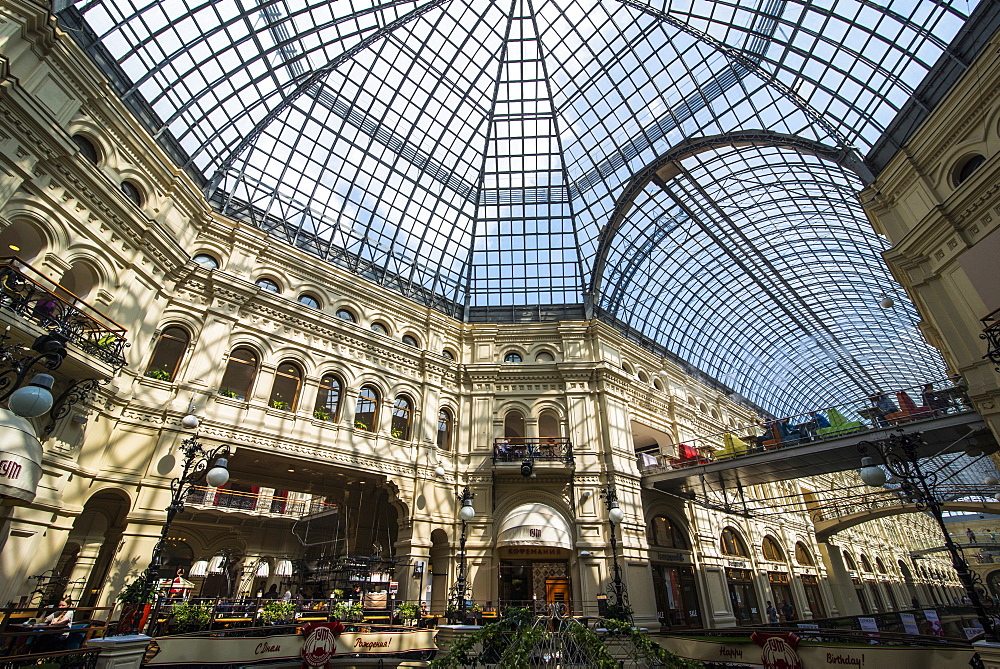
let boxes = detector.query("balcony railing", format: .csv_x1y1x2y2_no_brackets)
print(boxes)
185,486,338,519
638,377,973,473
0,257,128,371
981,308,1000,372
493,437,574,465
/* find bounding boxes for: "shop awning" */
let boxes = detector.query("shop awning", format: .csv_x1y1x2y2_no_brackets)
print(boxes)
496,503,573,550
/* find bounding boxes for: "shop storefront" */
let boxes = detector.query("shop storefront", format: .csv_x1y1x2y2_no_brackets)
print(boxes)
800,574,826,618
496,503,574,613
725,567,760,624
650,561,702,628
768,572,794,620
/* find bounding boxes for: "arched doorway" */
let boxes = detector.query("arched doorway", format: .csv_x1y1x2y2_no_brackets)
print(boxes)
429,529,450,616
55,490,130,607
496,503,573,613
647,514,701,628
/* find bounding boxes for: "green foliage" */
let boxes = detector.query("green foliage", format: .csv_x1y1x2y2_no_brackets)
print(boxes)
332,600,362,621
390,428,404,438
145,368,171,381
331,589,344,599
354,421,369,430
395,601,420,623
271,400,291,410
117,576,156,604
313,409,330,420
260,601,296,624
218,388,238,398
601,619,704,669
170,601,212,632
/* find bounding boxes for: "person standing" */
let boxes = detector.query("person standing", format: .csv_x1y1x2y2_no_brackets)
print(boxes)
781,600,794,622
766,600,779,624
967,528,977,543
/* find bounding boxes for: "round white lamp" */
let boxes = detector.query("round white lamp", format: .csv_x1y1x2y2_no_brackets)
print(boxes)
7,374,55,418
609,504,625,525
458,496,475,521
181,414,200,429
879,296,895,309
205,457,230,487
434,464,446,477
986,476,999,486
859,456,887,487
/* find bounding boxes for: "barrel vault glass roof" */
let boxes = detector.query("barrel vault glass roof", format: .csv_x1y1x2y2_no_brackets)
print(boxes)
62,0,983,415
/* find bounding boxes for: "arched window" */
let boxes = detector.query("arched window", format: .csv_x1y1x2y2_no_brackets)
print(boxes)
371,322,389,335
795,542,814,566
298,294,320,309
145,326,190,381
59,261,99,301
538,411,560,438
622,362,632,374
638,371,649,383
504,410,525,439
649,515,687,549
437,408,453,450
442,349,456,360
762,536,784,561
721,527,749,557
256,277,279,292
401,334,419,347
955,154,986,186
219,347,257,400
353,385,379,431
653,379,663,390
391,396,413,439
0,219,47,263
843,551,859,572
193,253,219,269
875,557,887,574
535,350,554,362
268,361,302,410
121,181,144,206
860,554,873,572
503,351,522,363
313,374,342,421
336,308,356,322
72,135,99,164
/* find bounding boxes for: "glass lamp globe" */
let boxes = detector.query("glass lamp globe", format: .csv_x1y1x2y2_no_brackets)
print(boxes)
181,414,200,429
205,458,230,487
859,457,887,487
994,491,1000,502
7,374,54,418
434,464,446,477
985,476,999,486
458,500,475,521
879,296,894,309
609,505,625,524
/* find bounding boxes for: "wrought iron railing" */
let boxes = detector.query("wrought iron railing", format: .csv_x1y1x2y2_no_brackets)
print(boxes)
981,308,1000,372
638,377,973,473
0,257,128,371
492,438,574,465
185,486,337,519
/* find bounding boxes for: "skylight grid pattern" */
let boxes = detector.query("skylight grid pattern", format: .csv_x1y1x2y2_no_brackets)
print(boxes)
69,0,974,410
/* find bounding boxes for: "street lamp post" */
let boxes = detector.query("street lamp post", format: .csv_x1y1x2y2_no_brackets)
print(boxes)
600,485,631,623
451,486,475,620
857,432,997,640
136,415,231,627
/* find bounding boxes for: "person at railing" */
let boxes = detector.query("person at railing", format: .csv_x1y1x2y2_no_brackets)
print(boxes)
41,597,73,627
776,418,805,444
920,383,949,414
869,393,897,428
496,439,511,461
811,411,830,429
967,528,977,543
765,601,779,624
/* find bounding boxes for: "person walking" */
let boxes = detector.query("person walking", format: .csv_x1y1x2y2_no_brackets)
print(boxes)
967,528,977,543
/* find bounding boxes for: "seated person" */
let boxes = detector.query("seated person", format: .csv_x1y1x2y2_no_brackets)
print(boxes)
811,411,831,429
870,393,897,427
776,418,805,443
43,597,74,627
921,383,950,413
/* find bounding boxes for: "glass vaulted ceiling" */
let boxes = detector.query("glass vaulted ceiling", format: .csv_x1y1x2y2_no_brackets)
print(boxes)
65,0,976,415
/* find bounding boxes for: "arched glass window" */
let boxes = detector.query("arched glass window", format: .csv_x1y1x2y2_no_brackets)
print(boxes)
121,181,144,206
298,294,320,309
649,515,687,549
219,347,257,400
638,371,649,383
721,527,749,557
193,253,219,269
268,361,302,410
256,277,279,292
538,411,559,438
622,362,632,374
72,134,99,164
843,551,859,572
875,557,887,574
860,554,873,572
504,410,525,439
401,334,419,347
503,351,522,363
371,322,389,335
353,385,379,431
762,536,784,561
437,408,453,450
145,326,190,382
955,154,986,186
442,349,456,360
336,308,356,322
391,396,413,439
795,542,814,566
653,379,663,391
313,374,342,421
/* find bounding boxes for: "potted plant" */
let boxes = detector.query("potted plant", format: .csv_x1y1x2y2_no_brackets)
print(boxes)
313,409,330,421
116,576,157,633
354,421,369,430
390,428,404,439
145,368,171,381
331,589,344,600
218,388,238,398
170,601,211,633
395,601,420,626
271,400,291,410
332,601,362,622
260,601,296,625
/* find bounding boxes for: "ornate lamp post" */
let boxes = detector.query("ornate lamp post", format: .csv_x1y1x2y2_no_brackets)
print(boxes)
857,432,996,639
451,487,475,619
600,485,631,623
136,415,232,622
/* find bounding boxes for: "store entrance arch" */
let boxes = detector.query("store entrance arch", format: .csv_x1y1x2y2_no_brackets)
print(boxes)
496,503,574,613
